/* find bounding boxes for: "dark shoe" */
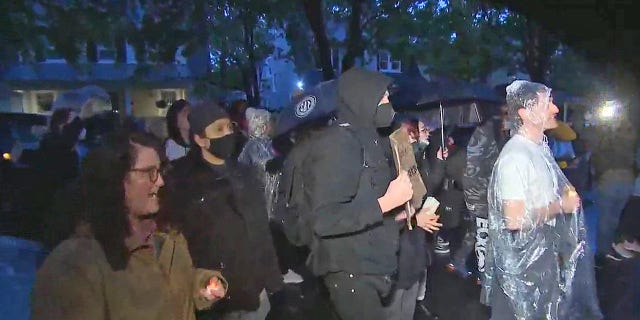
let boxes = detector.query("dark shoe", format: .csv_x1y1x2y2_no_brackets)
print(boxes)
416,302,439,320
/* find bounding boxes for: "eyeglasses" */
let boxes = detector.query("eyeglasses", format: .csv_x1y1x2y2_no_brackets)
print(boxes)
130,165,167,183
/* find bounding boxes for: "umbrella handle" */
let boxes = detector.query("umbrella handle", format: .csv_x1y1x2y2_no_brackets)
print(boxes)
439,103,445,154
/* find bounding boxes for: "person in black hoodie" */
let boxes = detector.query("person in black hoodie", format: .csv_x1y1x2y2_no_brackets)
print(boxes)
284,68,412,320
462,105,509,285
160,102,282,320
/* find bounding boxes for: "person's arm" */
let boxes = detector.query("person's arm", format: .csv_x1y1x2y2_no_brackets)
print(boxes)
498,156,574,230
243,169,284,293
503,199,566,230
496,155,531,231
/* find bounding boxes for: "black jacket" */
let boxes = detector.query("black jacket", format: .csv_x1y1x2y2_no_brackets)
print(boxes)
463,118,505,219
162,152,283,312
437,145,467,228
395,144,445,283
32,118,83,243
415,146,445,198
280,68,400,277
35,118,83,193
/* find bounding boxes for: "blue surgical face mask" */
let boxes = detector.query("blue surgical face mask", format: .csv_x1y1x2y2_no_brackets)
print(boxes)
418,138,430,147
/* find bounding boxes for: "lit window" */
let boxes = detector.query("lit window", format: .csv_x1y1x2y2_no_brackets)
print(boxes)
378,51,401,72
99,48,116,61
159,90,178,106
35,91,55,112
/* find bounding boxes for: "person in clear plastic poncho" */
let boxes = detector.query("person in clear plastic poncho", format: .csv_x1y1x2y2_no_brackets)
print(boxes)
238,108,279,218
483,80,602,320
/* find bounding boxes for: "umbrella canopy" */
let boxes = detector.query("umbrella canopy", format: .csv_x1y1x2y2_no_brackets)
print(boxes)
274,80,338,136
393,79,502,126
52,91,90,111
52,85,111,115
76,85,110,100
400,101,491,127
416,80,504,108
388,61,432,110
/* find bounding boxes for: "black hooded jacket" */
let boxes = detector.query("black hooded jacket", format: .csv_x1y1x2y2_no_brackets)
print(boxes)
294,68,400,277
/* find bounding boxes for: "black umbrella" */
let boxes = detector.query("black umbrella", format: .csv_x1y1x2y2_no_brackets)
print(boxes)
416,80,504,108
274,80,338,136
388,61,432,110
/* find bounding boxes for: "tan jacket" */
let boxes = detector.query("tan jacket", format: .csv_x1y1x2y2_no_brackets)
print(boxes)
31,231,226,320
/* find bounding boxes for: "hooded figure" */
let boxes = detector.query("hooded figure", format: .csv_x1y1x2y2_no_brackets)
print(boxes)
483,80,601,320
462,104,508,283
285,68,413,320
238,108,278,218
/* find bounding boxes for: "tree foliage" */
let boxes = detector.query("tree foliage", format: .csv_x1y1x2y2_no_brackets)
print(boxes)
0,0,47,66
207,0,280,105
4,0,589,98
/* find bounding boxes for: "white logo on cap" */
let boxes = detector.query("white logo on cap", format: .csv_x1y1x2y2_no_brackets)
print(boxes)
295,95,317,118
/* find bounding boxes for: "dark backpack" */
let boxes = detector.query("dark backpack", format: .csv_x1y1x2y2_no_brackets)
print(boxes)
276,137,314,246
276,126,366,246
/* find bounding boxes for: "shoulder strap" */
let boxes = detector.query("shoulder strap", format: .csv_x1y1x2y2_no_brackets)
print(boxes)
337,125,366,168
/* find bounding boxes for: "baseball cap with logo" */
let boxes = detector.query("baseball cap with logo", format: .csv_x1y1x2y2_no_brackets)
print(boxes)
275,80,339,136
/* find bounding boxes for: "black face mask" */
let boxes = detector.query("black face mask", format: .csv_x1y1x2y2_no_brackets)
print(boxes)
374,103,395,128
207,134,236,160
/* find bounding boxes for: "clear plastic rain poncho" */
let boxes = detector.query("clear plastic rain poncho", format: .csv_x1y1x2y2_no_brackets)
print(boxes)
237,108,279,218
482,80,602,320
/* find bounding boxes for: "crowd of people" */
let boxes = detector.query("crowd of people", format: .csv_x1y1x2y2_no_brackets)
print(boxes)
23,67,640,320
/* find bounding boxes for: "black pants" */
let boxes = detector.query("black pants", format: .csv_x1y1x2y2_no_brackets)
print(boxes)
269,221,309,274
323,272,393,320
452,210,477,267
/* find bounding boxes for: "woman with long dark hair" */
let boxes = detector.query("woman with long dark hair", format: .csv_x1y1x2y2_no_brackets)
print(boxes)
31,130,227,320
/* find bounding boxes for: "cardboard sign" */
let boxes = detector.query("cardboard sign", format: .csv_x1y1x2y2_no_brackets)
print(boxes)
389,128,428,228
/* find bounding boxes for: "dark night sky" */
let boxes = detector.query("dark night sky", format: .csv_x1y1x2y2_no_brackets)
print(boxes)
490,0,640,77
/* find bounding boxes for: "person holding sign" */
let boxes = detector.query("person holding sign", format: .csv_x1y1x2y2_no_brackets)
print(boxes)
295,68,413,320
384,118,445,320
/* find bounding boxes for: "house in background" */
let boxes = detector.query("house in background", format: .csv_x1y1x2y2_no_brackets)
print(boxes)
1,42,205,119
257,20,405,111
2,11,410,116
